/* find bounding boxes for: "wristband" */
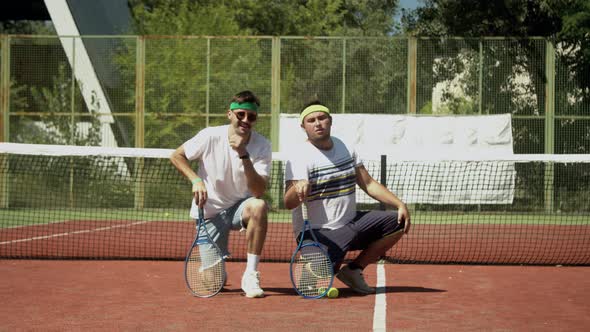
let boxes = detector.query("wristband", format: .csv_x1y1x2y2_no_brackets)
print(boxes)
191,178,202,185
239,153,250,159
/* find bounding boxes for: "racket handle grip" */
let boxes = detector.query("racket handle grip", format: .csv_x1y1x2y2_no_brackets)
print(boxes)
198,207,204,219
301,203,308,220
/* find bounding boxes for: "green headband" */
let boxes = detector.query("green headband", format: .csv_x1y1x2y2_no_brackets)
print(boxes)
299,104,330,123
230,101,259,112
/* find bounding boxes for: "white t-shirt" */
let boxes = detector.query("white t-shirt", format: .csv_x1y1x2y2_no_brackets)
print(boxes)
285,137,362,234
183,125,272,219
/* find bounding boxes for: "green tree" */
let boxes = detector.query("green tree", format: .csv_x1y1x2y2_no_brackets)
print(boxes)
402,0,590,152
403,0,589,97
25,64,102,146
230,0,406,114
403,0,590,211
404,0,559,36
0,21,55,34
129,0,400,36
226,0,399,36
121,0,405,148
129,0,242,35
553,0,590,89
124,0,252,148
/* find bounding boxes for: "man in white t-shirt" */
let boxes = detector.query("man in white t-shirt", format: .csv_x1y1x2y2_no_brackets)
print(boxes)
170,90,271,298
284,100,411,295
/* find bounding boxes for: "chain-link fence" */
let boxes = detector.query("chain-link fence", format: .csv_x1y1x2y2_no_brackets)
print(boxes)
1,35,589,154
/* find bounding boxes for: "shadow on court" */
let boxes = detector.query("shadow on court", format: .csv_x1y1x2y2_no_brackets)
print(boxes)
378,285,445,293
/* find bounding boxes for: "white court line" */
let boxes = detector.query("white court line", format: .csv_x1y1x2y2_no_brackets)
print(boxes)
0,221,148,245
373,263,387,331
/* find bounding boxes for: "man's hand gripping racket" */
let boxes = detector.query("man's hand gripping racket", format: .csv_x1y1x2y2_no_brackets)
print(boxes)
184,207,226,297
289,202,334,299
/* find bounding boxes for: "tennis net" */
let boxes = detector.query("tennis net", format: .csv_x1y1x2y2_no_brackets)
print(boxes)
1,143,589,265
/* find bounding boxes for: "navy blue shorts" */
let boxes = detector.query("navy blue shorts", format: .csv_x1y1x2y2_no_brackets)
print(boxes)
297,210,405,267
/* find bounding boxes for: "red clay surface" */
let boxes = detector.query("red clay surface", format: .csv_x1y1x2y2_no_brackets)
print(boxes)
1,260,589,331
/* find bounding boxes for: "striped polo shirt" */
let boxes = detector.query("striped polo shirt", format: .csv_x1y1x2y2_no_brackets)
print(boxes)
285,137,362,233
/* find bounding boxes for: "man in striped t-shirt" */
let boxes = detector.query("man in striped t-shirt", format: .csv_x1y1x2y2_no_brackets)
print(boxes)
284,99,411,295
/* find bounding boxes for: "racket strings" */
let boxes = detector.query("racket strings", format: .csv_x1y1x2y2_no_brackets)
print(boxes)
186,245,225,297
294,246,333,297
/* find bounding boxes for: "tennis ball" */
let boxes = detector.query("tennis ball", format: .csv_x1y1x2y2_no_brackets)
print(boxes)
317,287,338,298
326,287,339,298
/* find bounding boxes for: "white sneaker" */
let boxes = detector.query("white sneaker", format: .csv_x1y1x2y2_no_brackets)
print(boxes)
336,265,375,294
241,271,265,298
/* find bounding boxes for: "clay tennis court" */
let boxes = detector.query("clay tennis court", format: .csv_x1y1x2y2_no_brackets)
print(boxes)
2,260,589,331
1,219,590,331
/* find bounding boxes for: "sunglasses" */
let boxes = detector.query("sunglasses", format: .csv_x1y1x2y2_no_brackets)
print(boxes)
233,111,257,122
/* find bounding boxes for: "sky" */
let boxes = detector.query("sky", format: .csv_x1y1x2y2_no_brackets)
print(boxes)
399,0,420,11
395,0,421,22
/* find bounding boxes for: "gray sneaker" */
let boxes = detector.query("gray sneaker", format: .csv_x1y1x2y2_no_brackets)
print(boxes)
336,265,375,294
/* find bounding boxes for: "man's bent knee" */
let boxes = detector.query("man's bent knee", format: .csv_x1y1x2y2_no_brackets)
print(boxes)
244,199,268,225
247,198,268,214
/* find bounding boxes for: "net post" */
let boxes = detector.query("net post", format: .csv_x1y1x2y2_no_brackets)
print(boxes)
380,154,386,211
269,159,284,209
544,162,555,213
0,154,7,208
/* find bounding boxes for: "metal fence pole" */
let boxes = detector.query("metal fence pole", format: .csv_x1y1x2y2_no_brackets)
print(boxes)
478,39,484,114
341,38,346,113
134,36,146,209
69,37,76,208
407,37,417,114
0,35,10,208
544,40,556,213
270,37,281,152
270,37,282,209
206,37,211,127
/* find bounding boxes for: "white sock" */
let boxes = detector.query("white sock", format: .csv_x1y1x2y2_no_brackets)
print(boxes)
245,253,260,273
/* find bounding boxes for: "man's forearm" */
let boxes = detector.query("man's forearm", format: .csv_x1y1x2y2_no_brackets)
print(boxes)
170,147,198,182
283,181,301,210
242,159,267,197
365,181,405,209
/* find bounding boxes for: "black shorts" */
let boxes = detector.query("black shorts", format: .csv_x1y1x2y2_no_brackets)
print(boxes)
297,210,405,267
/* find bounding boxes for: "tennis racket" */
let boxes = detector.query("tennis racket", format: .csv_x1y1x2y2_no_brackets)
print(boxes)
289,203,334,299
184,207,226,298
